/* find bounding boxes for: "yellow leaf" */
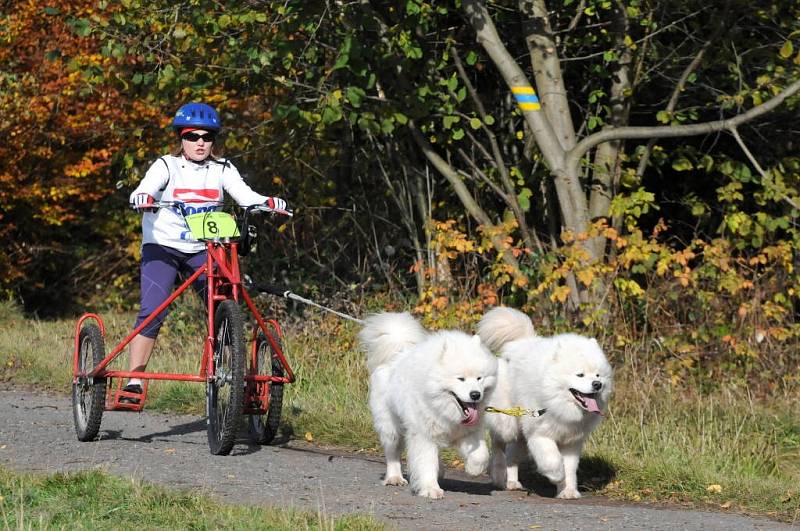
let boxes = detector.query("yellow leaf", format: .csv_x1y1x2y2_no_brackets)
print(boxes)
779,40,793,59
576,269,595,287
707,484,723,494
305,432,314,442
720,501,732,509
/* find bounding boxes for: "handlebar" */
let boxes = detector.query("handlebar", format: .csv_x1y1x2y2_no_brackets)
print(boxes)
135,200,293,218
132,201,291,253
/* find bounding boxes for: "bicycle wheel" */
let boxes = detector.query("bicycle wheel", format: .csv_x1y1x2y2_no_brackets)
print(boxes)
206,299,246,455
72,323,107,441
248,332,284,444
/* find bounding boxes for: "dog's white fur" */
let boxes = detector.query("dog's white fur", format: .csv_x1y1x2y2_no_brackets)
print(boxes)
478,307,613,499
359,312,498,499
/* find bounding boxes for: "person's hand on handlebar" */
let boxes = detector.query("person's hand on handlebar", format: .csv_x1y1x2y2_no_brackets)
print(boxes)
264,196,287,211
264,196,292,215
131,193,156,213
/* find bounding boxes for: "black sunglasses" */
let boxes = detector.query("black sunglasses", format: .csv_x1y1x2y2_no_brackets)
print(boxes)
181,132,216,142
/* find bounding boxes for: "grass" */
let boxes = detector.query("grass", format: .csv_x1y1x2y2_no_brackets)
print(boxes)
0,465,386,530
0,300,798,523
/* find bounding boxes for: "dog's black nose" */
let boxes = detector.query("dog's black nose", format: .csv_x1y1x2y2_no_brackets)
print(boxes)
592,380,602,391
469,391,481,401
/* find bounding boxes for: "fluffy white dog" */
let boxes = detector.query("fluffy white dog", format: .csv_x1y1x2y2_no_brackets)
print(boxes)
478,307,613,499
359,312,498,499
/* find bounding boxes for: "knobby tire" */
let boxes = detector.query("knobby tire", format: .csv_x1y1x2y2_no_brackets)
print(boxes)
248,332,284,445
72,324,107,441
206,300,246,455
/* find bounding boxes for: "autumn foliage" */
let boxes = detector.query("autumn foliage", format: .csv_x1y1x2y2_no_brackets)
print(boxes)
0,1,160,308
1,1,798,389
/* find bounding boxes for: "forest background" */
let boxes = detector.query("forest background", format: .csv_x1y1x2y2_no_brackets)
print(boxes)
2,0,800,390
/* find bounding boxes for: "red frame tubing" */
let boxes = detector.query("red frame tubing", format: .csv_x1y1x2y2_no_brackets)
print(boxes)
73,313,105,381
241,287,294,383
73,226,295,406
85,264,208,380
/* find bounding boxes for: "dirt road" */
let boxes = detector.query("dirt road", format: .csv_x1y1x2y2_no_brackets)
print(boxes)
0,388,791,530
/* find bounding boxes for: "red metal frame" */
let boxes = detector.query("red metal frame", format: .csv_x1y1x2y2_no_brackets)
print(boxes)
73,232,295,413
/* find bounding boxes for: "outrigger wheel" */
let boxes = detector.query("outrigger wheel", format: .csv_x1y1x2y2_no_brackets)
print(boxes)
72,323,107,441
248,331,284,445
206,299,246,455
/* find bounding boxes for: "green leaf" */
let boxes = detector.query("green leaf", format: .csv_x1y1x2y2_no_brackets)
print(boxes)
394,112,408,125
442,115,460,129
672,158,694,171
484,115,495,125
332,36,352,70
779,40,794,59
346,86,366,108
466,51,478,65
517,187,533,212
406,0,421,15
469,117,482,129
452,128,465,140
321,106,343,125
381,118,395,134
656,110,671,124
447,75,458,92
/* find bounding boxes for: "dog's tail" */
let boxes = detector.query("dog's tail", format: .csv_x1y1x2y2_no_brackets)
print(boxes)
477,306,536,351
358,312,427,373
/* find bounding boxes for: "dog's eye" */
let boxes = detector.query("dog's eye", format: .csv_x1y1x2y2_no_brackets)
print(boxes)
576,373,584,377
477,377,482,381
458,377,465,382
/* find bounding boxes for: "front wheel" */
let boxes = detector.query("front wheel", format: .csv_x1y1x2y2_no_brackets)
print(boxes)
72,323,107,441
206,300,246,455
248,332,284,444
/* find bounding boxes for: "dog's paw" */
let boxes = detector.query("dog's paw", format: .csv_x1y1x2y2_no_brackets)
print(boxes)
505,480,525,491
541,468,565,485
383,475,408,487
464,450,490,476
556,486,581,499
417,485,445,499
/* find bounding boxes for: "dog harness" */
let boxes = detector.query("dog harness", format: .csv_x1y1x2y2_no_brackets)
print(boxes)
485,406,547,418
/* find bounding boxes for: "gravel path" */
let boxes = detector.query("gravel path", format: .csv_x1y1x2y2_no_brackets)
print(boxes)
0,388,792,530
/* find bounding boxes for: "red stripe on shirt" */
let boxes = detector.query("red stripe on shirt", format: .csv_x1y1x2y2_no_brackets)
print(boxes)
173,188,220,200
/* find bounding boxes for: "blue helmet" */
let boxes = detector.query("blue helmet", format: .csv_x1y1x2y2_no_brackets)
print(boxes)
171,102,221,131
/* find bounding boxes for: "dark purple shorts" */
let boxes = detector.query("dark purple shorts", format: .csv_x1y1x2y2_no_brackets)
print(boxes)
134,244,207,338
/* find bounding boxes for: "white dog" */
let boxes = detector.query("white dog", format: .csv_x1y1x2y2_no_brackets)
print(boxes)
359,312,498,499
478,307,613,499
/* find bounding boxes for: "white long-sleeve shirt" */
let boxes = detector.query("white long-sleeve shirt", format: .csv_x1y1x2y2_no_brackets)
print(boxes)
130,155,268,253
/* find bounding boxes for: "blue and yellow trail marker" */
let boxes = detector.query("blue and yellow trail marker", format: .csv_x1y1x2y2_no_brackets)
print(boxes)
512,86,541,111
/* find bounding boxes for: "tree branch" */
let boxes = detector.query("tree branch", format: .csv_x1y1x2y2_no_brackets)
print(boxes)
408,120,527,285
565,78,800,177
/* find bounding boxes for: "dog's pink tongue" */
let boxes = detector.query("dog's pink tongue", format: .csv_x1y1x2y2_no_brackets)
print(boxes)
583,395,603,415
461,403,479,426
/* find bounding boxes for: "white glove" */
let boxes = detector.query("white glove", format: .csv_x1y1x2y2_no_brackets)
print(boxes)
265,197,288,211
131,193,156,212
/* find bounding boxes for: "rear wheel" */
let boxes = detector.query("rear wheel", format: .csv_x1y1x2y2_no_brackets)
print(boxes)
72,324,107,441
248,332,284,444
206,300,245,455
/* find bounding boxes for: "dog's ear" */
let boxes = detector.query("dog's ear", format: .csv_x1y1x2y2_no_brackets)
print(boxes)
438,338,449,360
